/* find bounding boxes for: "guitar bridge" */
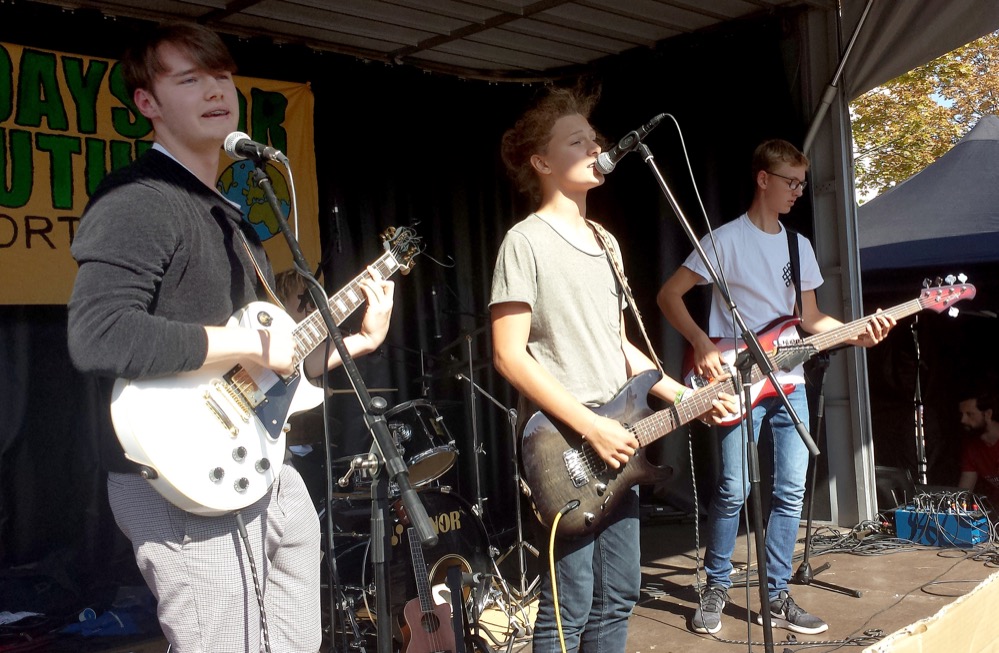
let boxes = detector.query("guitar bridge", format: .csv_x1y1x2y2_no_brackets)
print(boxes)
563,448,589,488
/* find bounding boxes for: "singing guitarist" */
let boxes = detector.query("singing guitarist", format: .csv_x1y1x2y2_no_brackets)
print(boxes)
490,87,734,653
656,138,894,636
67,23,394,652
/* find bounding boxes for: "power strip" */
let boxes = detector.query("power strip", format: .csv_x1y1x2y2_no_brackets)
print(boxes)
894,505,989,547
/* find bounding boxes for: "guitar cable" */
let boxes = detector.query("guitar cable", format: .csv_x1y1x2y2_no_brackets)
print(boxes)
235,511,273,653
549,500,580,653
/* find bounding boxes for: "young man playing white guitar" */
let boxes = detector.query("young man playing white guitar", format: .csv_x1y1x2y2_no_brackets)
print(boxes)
657,139,894,636
67,23,394,652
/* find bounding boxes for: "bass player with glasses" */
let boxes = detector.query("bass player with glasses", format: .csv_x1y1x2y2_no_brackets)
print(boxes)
657,138,895,636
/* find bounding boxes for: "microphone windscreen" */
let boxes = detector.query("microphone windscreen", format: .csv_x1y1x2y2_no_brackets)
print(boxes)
223,131,251,160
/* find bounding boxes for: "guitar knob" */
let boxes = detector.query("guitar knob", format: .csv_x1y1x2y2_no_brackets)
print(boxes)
209,467,225,483
595,482,608,495
234,477,250,492
583,512,595,526
255,458,271,473
232,447,247,462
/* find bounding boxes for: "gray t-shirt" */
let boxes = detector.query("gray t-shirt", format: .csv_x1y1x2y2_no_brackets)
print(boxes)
489,214,628,407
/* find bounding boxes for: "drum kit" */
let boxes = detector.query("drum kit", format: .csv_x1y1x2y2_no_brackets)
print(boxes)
299,326,539,653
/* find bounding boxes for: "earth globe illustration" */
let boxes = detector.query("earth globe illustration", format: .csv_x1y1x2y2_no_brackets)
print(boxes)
217,159,292,241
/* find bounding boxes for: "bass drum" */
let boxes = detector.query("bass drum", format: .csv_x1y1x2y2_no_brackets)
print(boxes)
331,489,491,619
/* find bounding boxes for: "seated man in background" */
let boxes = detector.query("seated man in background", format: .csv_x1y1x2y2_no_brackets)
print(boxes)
957,388,999,508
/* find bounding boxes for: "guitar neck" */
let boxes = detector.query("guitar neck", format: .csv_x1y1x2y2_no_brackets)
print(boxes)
628,282,975,450
800,299,924,353
408,528,435,614
290,250,400,364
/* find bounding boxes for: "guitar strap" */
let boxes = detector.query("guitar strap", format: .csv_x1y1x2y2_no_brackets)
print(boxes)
587,220,666,377
786,226,802,317
236,227,284,306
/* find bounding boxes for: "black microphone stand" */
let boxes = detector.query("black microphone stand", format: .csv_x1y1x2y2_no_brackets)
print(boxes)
249,162,438,653
792,352,861,597
632,140,819,653
911,315,928,485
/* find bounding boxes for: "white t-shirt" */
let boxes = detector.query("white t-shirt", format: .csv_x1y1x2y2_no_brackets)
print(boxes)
682,213,823,383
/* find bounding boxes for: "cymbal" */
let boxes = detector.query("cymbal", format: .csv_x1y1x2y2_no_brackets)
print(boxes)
438,325,489,352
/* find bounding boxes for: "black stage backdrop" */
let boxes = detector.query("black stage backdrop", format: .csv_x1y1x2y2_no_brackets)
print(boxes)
0,2,814,614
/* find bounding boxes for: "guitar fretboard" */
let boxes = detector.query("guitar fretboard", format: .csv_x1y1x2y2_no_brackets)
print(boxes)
407,527,435,614
291,251,400,364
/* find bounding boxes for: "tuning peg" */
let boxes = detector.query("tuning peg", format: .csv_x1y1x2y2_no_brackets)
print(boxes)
922,278,931,289
948,307,960,318
934,276,943,287
958,273,968,283
945,274,956,285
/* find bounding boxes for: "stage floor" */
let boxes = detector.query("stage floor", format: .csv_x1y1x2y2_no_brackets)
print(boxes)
483,516,999,653
56,516,999,653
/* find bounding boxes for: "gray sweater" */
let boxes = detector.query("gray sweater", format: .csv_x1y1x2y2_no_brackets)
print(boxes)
68,149,272,470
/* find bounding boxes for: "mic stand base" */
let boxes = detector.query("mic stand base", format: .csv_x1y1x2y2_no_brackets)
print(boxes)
792,562,861,598
791,353,861,599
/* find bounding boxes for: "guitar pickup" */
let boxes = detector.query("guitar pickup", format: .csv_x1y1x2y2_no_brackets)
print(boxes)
212,379,251,422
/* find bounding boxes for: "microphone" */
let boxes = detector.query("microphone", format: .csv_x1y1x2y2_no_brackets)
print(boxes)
461,571,488,587
223,131,288,164
595,113,666,174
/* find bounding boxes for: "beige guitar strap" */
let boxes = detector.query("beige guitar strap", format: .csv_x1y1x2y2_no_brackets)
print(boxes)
236,227,283,306
587,220,666,377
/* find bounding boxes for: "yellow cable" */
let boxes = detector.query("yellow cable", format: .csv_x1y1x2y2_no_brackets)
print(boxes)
549,509,568,653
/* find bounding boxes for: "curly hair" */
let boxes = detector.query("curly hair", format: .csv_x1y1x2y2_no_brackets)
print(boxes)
121,22,236,98
751,139,809,178
500,85,601,205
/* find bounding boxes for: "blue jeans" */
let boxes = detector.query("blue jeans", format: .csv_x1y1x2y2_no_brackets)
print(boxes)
703,387,810,599
532,488,641,653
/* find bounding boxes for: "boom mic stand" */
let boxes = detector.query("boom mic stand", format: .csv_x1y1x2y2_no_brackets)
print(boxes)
792,352,861,597
630,137,819,653
249,162,438,653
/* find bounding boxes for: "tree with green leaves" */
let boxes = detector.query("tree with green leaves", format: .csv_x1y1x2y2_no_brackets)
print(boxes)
851,30,999,200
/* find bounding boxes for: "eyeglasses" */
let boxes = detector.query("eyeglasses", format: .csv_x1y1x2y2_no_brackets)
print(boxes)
767,171,807,191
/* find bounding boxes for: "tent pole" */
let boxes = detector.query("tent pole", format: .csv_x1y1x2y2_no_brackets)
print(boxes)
802,0,875,153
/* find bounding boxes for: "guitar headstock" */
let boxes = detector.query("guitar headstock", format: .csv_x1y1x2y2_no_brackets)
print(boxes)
381,226,423,275
918,274,976,313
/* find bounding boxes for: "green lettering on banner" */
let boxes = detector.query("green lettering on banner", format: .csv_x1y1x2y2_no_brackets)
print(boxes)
36,133,81,210
109,63,151,139
0,128,33,208
84,137,105,196
63,57,109,134
0,45,13,122
237,90,247,134
250,89,288,152
15,49,68,131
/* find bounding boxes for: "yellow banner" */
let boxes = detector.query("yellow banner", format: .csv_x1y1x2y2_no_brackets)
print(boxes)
0,41,319,305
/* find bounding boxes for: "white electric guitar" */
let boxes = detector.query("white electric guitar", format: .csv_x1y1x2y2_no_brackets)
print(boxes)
110,226,422,515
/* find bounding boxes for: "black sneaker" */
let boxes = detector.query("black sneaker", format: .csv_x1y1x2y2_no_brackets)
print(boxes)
757,590,828,635
691,586,728,634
